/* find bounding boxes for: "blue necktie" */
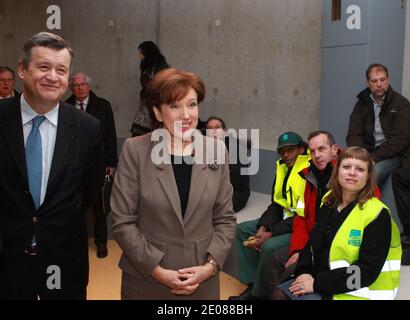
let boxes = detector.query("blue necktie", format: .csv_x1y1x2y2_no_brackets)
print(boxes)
26,116,46,210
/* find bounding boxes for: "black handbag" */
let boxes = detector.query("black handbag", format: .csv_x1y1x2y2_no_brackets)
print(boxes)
102,174,114,216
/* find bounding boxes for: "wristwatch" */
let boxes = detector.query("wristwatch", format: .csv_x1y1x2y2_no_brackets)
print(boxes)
206,257,219,276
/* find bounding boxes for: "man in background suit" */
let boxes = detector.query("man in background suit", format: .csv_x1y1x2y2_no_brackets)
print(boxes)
66,73,118,258
0,32,103,299
0,66,19,99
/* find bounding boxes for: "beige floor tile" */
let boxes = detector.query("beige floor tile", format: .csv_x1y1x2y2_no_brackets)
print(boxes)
87,239,245,300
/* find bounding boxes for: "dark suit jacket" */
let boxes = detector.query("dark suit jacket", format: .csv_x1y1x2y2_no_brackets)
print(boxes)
0,97,104,298
224,136,250,212
66,91,118,167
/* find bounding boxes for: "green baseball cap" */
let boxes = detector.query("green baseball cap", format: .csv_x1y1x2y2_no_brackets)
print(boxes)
277,131,303,150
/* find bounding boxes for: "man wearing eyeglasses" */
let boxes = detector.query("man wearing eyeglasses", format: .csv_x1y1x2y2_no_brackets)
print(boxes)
0,66,19,99
66,73,118,259
229,131,310,300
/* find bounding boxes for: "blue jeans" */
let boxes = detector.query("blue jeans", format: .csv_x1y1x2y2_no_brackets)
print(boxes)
374,157,401,188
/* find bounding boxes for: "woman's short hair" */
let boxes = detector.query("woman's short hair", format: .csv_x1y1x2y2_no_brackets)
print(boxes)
205,116,227,130
145,68,205,128
325,146,376,209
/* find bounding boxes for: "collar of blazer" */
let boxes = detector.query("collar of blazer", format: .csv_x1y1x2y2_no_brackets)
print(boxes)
0,97,28,182
0,98,76,211
150,133,226,226
45,103,76,193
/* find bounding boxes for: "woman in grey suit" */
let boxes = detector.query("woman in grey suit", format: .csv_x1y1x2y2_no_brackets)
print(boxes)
110,68,236,299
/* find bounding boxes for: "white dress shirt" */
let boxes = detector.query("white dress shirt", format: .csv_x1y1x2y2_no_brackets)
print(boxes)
21,94,59,205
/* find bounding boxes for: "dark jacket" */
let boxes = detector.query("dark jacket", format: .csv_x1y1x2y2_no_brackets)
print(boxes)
0,97,104,298
289,161,333,256
257,174,293,235
257,149,310,235
346,86,410,167
139,62,169,100
224,136,250,212
66,90,118,167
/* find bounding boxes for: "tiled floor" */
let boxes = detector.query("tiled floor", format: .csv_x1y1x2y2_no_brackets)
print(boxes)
87,239,409,300
397,266,410,300
87,240,246,300
87,192,409,300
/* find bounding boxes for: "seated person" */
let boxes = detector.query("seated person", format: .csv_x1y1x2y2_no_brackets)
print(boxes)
346,63,410,187
392,168,410,265
276,147,401,300
268,131,338,291
206,116,250,212
229,131,310,300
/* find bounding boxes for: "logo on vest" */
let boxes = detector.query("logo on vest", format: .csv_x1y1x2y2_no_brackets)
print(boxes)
348,229,362,247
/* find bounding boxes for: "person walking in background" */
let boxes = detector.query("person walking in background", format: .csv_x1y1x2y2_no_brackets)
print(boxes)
130,41,169,136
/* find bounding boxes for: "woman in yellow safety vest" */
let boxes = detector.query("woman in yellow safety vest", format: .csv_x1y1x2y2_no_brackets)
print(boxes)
275,147,401,300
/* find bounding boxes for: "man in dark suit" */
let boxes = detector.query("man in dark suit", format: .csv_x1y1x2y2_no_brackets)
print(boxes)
0,66,19,99
66,73,118,258
0,32,103,299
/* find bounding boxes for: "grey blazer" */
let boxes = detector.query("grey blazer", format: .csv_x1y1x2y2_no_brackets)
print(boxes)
110,133,236,299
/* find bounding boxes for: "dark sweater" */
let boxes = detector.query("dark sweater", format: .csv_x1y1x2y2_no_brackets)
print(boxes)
171,155,193,218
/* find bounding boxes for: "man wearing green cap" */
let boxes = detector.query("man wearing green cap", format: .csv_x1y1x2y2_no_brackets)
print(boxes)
229,131,310,300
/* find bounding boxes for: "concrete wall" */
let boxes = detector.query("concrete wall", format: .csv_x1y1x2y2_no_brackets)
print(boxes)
0,0,323,148
159,0,323,150
0,0,158,137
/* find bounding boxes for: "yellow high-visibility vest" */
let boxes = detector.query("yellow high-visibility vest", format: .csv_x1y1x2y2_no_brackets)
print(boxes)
328,197,401,300
273,154,310,219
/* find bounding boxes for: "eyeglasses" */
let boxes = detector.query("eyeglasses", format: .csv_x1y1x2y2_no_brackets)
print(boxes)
71,83,88,88
206,125,223,130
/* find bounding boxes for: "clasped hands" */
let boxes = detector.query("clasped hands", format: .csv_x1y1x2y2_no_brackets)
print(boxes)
152,264,215,296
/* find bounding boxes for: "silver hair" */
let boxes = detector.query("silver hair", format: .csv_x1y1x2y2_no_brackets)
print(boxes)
0,66,16,79
69,72,92,87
